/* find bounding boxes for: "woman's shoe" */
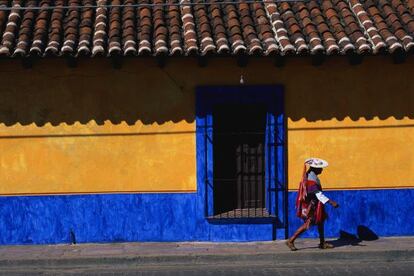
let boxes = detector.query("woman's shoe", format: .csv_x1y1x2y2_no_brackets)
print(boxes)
318,242,334,249
286,240,298,251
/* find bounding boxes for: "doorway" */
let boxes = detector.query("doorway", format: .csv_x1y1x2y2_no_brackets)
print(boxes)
213,104,267,217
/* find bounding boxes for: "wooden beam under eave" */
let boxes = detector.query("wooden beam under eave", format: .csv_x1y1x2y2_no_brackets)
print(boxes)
273,55,286,67
111,54,123,69
311,52,325,66
197,55,208,67
347,52,363,65
156,54,167,68
65,55,77,68
392,48,406,64
236,54,248,67
21,56,33,69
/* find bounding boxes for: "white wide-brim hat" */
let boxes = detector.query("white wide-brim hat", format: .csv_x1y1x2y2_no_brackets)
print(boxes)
305,158,329,168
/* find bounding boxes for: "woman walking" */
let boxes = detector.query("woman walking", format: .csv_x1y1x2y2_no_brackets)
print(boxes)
286,158,339,251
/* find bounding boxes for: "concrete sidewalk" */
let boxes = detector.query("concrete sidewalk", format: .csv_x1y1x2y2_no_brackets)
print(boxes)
0,236,413,268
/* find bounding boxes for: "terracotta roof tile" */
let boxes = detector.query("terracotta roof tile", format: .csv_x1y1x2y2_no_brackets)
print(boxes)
181,0,198,54
14,0,37,57
45,0,65,55
0,0,413,57
62,0,81,55
279,1,308,54
0,0,24,56
77,0,94,56
121,0,136,56
167,0,183,55
251,2,277,55
194,0,215,55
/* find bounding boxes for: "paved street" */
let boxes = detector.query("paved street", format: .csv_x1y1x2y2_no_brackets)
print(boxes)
0,237,413,275
1,260,413,275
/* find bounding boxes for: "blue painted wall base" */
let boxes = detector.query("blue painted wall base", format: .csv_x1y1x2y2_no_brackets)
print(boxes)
0,188,413,245
0,193,274,245
288,189,414,239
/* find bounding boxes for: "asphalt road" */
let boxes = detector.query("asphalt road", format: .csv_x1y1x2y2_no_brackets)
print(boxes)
1,260,413,275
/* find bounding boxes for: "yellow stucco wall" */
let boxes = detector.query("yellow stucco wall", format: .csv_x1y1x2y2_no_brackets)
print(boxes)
0,56,413,194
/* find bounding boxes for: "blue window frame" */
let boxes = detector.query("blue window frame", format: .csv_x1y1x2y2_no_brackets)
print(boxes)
196,86,286,225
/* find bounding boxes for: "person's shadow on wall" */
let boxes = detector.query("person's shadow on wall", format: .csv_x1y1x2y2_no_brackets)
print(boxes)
330,225,379,247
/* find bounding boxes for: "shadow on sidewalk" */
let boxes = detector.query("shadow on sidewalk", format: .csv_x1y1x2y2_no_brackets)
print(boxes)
330,226,379,248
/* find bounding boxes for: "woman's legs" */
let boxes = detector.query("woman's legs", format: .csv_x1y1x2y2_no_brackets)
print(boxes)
318,222,334,249
286,218,311,251
318,222,325,245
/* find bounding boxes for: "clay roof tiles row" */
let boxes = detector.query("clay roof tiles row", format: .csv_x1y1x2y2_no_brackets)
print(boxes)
0,0,413,57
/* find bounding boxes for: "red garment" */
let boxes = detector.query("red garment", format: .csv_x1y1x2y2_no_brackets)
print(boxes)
295,165,326,225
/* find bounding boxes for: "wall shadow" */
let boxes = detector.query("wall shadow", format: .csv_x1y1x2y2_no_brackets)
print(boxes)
284,57,414,122
0,59,195,127
0,57,413,127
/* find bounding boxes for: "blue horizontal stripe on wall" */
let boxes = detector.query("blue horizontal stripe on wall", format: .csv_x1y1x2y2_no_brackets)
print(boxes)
0,188,412,245
288,188,414,239
0,193,274,245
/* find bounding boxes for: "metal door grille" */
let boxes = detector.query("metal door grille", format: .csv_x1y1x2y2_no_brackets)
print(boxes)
212,105,271,218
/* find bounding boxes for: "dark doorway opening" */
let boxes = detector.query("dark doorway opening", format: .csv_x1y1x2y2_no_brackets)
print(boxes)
213,104,268,218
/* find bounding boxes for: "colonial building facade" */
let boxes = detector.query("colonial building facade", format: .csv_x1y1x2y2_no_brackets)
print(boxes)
0,0,413,244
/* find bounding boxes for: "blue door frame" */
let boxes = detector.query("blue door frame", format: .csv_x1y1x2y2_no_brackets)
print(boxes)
196,86,288,239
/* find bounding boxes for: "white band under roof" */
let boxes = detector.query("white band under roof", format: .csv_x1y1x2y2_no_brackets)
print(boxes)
351,3,363,9
385,36,397,43
6,22,17,28
170,39,181,45
358,44,370,51
109,41,121,47
78,39,89,46
93,38,104,44
295,37,305,43
297,44,308,52
183,21,195,28
63,40,75,46
282,44,295,52
96,14,106,20
94,30,106,36
139,40,150,46
155,40,166,46
124,46,136,53
356,37,367,44
343,43,356,52
371,34,381,41
389,42,402,50
311,44,324,52
363,21,374,27
201,37,213,43
124,40,136,45
184,30,196,36
171,46,183,53
356,10,366,17
182,13,193,20
249,45,262,52
17,41,27,47
47,41,59,47
310,37,321,43
95,22,106,28
327,44,340,53
264,37,276,43
216,37,228,44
